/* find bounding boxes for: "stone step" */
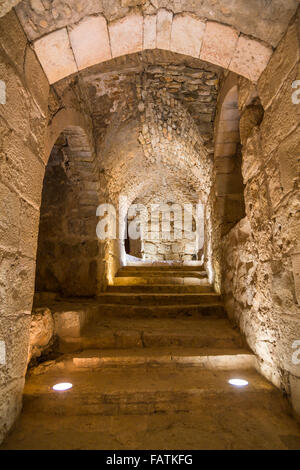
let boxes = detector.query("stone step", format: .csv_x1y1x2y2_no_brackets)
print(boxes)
59,318,243,352
121,264,205,271
97,292,221,306
112,276,210,286
71,347,256,370
107,284,214,293
96,303,225,318
23,368,284,417
117,270,207,278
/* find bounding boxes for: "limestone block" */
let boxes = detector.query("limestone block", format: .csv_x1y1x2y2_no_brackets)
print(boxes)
143,15,156,50
144,242,157,254
19,201,40,259
109,13,143,58
69,16,111,70
53,310,86,338
0,314,31,382
121,0,146,6
29,308,54,361
184,243,197,255
215,142,237,157
215,156,236,174
258,23,300,109
156,8,173,50
34,28,77,84
291,251,300,305
0,378,24,445
0,251,36,315
241,128,262,183
0,182,20,251
170,13,205,58
0,61,34,140
24,45,49,115
290,374,300,417
260,64,300,158
216,174,243,196
277,126,300,195
229,35,273,82
200,22,238,69
239,104,264,145
0,10,27,74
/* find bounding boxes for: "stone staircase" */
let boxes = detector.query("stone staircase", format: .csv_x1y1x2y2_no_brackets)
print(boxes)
2,264,300,450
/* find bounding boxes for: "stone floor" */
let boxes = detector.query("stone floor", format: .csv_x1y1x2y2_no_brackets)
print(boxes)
2,366,300,450
2,266,300,450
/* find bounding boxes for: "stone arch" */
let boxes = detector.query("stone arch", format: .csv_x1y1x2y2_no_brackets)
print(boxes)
213,73,245,236
36,119,100,297
32,11,273,86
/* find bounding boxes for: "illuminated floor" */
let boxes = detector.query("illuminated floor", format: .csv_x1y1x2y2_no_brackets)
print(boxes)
2,266,300,450
2,358,300,450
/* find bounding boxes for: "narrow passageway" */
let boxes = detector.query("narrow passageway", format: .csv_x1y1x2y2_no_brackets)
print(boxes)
0,0,300,450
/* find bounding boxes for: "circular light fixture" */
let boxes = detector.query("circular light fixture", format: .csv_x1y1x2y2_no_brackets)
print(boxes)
228,379,249,387
52,382,73,391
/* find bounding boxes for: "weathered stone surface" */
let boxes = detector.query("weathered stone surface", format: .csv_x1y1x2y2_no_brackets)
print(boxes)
24,46,49,115
0,10,27,74
276,127,300,195
259,64,300,158
69,15,111,70
109,13,143,57
29,308,54,362
0,182,20,251
34,28,77,84
157,8,173,50
290,374,300,417
258,23,300,109
201,22,238,69
229,35,273,82
170,13,205,58
53,310,83,338
14,0,300,48
291,251,300,305
143,14,156,50
239,103,264,145
0,0,19,18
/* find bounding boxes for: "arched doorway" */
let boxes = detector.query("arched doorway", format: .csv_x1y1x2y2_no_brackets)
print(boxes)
35,126,99,298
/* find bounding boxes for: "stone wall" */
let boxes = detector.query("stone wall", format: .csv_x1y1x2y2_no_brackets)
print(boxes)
35,130,99,297
127,200,199,262
0,10,49,442
221,12,300,417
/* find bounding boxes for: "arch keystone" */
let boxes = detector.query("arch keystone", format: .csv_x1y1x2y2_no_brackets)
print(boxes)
34,28,77,84
200,22,239,69
109,13,143,58
69,16,111,70
171,13,205,58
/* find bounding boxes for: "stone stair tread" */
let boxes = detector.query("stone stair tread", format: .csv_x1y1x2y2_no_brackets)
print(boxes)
99,292,219,297
70,347,255,369
72,346,253,358
116,272,207,278
83,317,239,336
24,368,276,398
58,317,244,353
108,285,214,292
112,277,210,286
117,266,206,271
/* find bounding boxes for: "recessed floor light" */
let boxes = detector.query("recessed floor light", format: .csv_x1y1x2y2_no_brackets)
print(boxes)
52,382,73,391
229,379,249,387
